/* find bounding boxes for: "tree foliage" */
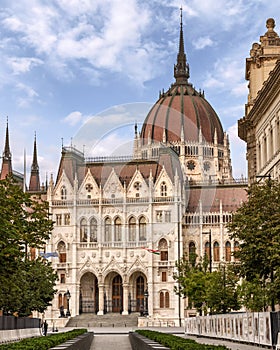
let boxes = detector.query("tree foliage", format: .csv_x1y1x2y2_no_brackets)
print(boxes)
227,179,280,310
0,176,57,316
174,254,239,314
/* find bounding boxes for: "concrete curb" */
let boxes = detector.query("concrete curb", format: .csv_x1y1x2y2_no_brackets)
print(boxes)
129,331,170,350
50,332,94,350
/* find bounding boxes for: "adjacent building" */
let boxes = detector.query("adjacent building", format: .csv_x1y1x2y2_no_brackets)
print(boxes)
239,18,280,183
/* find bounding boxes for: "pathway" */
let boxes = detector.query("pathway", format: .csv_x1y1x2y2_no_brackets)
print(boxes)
90,334,132,349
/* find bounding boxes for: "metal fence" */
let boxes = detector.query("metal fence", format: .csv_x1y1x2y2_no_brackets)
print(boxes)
0,316,41,330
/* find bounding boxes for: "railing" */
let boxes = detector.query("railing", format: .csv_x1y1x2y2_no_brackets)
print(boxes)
158,261,173,267
185,311,278,347
55,262,67,269
51,200,73,207
153,196,174,203
189,177,248,187
77,241,147,249
0,316,40,330
51,197,176,206
79,242,98,249
77,199,99,205
86,155,133,163
63,146,84,157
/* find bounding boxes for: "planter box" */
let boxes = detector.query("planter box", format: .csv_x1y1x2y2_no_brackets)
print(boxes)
50,332,94,350
129,332,169,350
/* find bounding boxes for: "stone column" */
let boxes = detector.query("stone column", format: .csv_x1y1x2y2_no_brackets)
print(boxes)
98,284,104,315
122,283,129,315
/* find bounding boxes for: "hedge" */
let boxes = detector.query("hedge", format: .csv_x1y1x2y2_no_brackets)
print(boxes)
0,329,87,350
136,330,229,350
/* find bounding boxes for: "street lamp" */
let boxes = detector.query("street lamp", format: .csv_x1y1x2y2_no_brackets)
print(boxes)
65,290,71,317
143,289,149,316
202,230,212,273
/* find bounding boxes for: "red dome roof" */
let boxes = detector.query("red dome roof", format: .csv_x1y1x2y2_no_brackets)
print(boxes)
140,10,224,146
140,83,224,145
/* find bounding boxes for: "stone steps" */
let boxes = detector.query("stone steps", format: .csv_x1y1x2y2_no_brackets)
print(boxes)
66,313,139,328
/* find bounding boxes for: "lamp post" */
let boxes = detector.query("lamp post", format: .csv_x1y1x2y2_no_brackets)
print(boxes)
143,289,149,316
65,290,71,317
202,230,212,272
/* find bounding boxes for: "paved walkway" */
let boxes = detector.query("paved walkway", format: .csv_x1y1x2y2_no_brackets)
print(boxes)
86,327,272,350
90,334,131,349
185,335,270,350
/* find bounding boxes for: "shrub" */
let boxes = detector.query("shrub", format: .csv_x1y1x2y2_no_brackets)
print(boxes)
0,328,87,350
136,330,229,350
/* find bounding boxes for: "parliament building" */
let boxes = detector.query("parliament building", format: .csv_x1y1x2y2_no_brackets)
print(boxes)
3,15,280,326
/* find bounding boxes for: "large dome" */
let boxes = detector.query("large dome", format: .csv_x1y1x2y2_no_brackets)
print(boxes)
140,84,224,145
140,12,223,146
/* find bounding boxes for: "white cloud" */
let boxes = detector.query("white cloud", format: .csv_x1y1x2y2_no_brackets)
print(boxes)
8,57,44,74
232,82,248,97
202,58,245,95
227,123,247,178
0,0,158,85
63,111,83,126
203,76,224,89
16,82,39,107
193,36,214,50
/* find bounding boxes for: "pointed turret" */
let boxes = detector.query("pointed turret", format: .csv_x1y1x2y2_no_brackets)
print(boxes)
1,118,12,180
174,7,189,85
29,132,41,192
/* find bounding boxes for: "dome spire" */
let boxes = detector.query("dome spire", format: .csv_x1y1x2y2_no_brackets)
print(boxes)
174,7,189,85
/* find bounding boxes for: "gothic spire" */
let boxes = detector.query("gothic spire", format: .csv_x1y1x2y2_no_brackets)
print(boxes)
174,7,189,84
31,132,39,172
3,117,11,160
29,132,40,192
0,117,12,180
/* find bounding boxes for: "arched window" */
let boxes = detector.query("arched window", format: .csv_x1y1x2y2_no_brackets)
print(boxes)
57,241,66,263
80,218,87,242
128,217,136,241
139,216,146,241
90,218,97,242
58,293,62,309
58,293,67,309
159,238,168,261
165,292,170,308
213,241,220,262
63,292,68,309
114,217,122,241
225,241,231,262
204,241,210,261
159,291,170,308
188,242,196,260
234,241,240,261
104,217,112,242
160,182,167,196
61,186,67,200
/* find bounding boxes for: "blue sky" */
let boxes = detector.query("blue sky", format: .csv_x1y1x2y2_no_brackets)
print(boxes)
0,0,278,182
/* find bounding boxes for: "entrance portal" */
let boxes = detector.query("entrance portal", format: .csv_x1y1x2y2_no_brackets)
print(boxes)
136,276,144,311
112,275,123,313
80,272,98,313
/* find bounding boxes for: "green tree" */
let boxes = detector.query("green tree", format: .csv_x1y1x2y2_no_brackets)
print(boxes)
174,254,211,315
206,264,240,314
0,176,57,316
174,254,240,315
227,179,280,311
237,277,269,312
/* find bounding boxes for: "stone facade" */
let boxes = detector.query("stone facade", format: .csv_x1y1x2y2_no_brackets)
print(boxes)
239,18,280,183
43,13,247,325
0,12,249,326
